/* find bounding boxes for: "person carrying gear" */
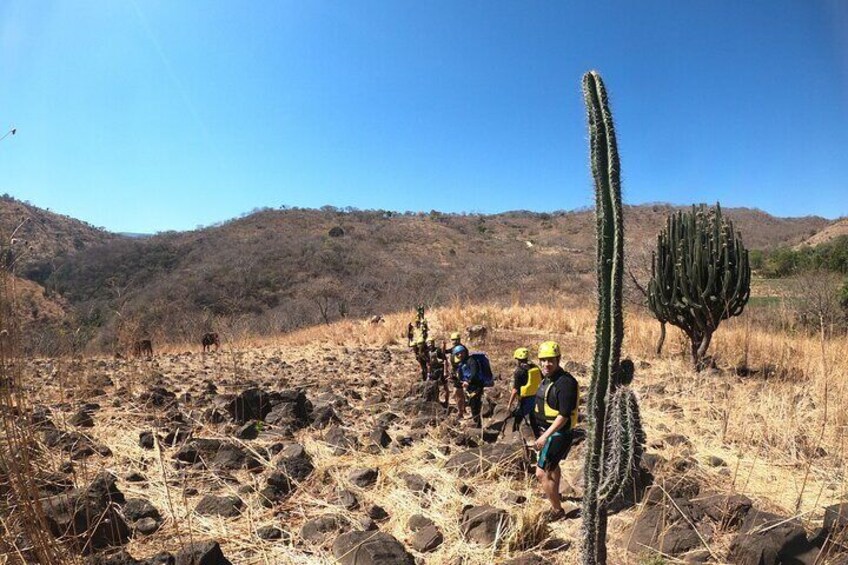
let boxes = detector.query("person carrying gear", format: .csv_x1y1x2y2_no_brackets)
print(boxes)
506,347,542,436
412,335,428,380
532,340,579,522
453,345,484,428
448,333,466,417
425,338,451,406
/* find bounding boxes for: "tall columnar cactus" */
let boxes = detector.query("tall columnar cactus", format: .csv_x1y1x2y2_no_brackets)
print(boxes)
647,204,751,369
581,71,644,565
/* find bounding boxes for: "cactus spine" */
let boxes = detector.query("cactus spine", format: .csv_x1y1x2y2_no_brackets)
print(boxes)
647,204,751,369
581,71,644,565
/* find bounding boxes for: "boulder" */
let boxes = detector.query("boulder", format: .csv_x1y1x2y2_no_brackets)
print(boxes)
699,492,752,528
195,495,243,518
823,502,848,537
445,442,526,477
332,531,415,565
728,509,817,565
627,500,704,557
41,474,130,553
460,505,510,546
227,388,272,423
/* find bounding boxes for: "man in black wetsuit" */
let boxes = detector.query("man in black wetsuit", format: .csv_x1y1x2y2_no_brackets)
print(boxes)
532,340,579,522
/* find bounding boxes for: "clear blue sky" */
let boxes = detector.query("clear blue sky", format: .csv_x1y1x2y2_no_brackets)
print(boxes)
1,1,846,233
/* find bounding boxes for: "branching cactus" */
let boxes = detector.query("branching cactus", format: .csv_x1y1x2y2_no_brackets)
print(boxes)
580,71,644,565
647,204,751,370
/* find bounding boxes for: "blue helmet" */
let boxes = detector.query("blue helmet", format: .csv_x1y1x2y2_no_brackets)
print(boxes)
452,345,468,356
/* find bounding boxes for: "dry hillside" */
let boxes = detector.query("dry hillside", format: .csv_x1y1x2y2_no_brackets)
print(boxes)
0,197,834,355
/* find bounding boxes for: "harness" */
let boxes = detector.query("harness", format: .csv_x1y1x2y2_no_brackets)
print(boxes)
534,372,578,429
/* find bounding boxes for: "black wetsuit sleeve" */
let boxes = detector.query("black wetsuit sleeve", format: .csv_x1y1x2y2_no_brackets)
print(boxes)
512,366,527,391
556,373,578,427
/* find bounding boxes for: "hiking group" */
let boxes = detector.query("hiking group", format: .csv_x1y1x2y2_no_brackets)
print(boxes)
407,306,579,521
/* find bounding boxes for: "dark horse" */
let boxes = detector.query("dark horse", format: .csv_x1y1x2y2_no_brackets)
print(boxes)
201,332,220,352
132,339,153,358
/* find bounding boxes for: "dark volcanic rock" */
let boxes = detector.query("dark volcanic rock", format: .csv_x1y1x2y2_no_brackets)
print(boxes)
460,505,510,546
135,517,160,536
138,386,177,408
627,501,703,556
256,526,285,540
445,442,526,477
823,502,848,536
173,438,223,464
410,524,443,553
122,498,161,522
729,510,817,565
42,473,130,553
368,427,391,448
408,514,435,532
226,387,272,423
311,404,341,429
174,540,232,565
399,472,433,494
325,426,359,455
301,514,348,544
235,420,259,440
349,468,379,488
139,431,156,450
699,492,752,528
70,409,95,428
195,495,243,518
332,531,415,565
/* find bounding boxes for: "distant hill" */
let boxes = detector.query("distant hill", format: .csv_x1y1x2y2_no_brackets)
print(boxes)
797,217,848,248
0,197,836,353
0,195,120,280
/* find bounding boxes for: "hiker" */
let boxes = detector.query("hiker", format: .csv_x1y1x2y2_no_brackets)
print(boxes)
407,306,428,352
413,336,428,381
532,340,579,521
453,345,484,428
505,347,542,436
426,338,451,405
448,332,466,417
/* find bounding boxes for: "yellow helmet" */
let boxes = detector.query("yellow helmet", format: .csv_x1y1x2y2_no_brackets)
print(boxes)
538,341,561,359
450,332,461,341
513,347,529,361
414,336,425,345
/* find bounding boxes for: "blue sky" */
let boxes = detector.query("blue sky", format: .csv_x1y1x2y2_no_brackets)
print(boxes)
0,1,846,233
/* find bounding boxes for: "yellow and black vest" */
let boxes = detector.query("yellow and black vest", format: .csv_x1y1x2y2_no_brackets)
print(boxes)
534,371,579,429
519,365,542,398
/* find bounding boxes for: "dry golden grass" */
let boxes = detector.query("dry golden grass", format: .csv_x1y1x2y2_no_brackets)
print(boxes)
6,300,848,564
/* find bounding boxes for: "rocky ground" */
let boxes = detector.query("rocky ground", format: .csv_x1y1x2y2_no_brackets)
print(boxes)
5,324,848,564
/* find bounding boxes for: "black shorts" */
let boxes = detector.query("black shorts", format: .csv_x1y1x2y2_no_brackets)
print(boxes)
537,431,572,471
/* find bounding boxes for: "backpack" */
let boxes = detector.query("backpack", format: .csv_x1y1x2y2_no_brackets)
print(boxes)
470,353,495,387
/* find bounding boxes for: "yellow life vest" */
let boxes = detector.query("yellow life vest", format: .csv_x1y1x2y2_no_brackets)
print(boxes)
519,366,542,397
534,376,579,429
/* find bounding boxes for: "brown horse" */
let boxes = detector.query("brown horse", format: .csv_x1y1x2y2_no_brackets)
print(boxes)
132,339,153,358
201,332,220,352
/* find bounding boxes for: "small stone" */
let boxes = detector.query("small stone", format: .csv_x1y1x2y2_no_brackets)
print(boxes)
707,455,727,467
256,525,284,540
349,468,379,488
408,514,435,532
195,495,243,518
367,504,389,521
411,524,443,552
135,517,160,535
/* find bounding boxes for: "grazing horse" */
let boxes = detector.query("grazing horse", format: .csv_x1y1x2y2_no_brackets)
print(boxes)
201,332,220,352
133,339,153,358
